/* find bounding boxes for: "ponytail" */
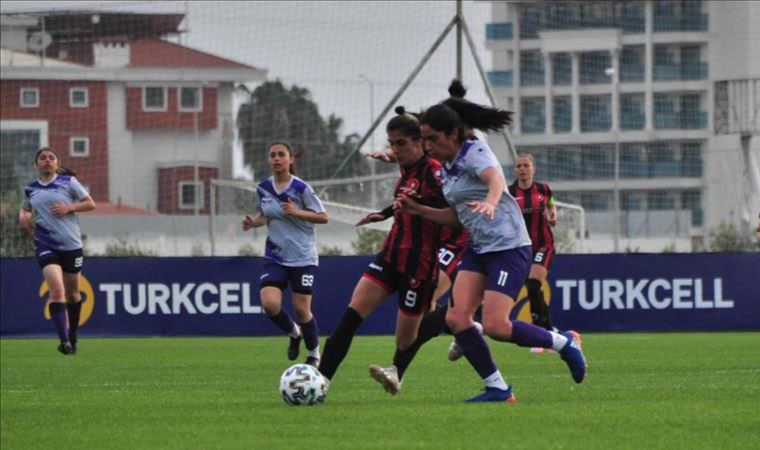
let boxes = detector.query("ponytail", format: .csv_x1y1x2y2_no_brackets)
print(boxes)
442,98,513,133
386,106,421,138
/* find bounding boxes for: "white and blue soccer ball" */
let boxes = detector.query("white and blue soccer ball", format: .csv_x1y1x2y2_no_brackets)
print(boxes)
279,364,327,406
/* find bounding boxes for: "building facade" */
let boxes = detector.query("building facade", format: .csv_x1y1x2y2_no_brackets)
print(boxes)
482,0,760,251
1,12,266,215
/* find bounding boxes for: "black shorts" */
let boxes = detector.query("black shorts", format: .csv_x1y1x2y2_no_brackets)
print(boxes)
532,246,555,271
36,245,84,274
362,256,436,316
437,242,466,278
259,260,318,295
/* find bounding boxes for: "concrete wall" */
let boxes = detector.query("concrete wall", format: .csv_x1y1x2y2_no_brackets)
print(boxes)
709,1,760,80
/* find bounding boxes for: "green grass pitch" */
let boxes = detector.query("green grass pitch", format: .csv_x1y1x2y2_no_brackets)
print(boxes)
2,333,759,449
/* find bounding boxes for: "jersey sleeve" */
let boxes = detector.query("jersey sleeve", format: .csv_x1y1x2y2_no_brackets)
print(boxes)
546,183,555,207
419,164,449,208
255,187,264,214
69,177,90,201
301,184,326,214
21,186,32,211
466,141,501,178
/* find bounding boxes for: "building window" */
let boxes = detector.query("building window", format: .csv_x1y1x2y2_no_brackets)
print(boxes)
520,51,544,86
580,51,611,84
551,53,572,85
521,97,546,134
620,46,645,82
620,94,645,130
553,96,571,133
581,95,611,132
70,137,90,157
69,87,89,108
143,86,167,111
179,181,204,209
20,88,39,108
178,87,203,112
1,120,48,188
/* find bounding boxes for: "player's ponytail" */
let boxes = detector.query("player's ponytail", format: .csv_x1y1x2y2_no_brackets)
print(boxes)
447,79,467,99
442,98,513,133
386,106,421,138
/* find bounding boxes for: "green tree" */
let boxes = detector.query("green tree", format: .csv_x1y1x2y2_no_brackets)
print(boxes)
351,228,386,255
707,221,757,252
319,244,344,256
553,228,576,253
0,191,34,257
103,237,157,256
236,80,365,182
238,243,260,256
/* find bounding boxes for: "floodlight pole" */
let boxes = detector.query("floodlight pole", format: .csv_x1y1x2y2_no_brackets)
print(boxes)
456,0,463,81
459,16,519,163
323,15,459,186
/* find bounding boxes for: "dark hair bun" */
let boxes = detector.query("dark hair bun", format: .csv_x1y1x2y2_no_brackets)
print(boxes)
395,105,406,115
448,79,467,99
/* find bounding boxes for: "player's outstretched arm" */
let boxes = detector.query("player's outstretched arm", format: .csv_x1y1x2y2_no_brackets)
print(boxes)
18,207,33,237
242,213,267,231
395,195,460,227
365,149,396,163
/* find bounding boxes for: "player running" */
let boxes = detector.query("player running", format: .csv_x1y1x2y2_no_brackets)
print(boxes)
317,108,448,388
19,147,96,355
242,142,328,366
397,100,586,402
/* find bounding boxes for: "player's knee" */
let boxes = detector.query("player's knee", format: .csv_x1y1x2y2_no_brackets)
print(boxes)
526,278,542,297
445,309,469,333
262,303,280,317
482,316,509,338
48,285,65,301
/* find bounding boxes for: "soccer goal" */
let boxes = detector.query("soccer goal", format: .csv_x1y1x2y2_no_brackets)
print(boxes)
209,173,397,256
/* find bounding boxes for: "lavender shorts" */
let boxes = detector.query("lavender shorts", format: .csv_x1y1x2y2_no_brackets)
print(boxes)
458,245,532,299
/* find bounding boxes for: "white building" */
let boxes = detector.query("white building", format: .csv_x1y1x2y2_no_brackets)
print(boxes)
482,0,760,252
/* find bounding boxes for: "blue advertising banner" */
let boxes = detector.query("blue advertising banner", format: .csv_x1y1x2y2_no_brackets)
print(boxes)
1,253,758,337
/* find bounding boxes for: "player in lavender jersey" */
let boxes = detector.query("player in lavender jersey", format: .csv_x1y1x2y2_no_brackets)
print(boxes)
19,147,96,355
397,102,586,403
242,142,328,366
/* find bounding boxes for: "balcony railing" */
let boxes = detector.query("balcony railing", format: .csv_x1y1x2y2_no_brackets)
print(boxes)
553,116,572,133
620,112,645,130
654,111,707,129
654,63,708,81
486,23,513,40
654,13,708,32
522,116,545,134
581,114,612,132
621,67,645,82
487,70,513,87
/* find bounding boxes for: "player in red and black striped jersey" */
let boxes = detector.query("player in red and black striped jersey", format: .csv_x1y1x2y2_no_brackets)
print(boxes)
509,154,564,352
318,108,448,386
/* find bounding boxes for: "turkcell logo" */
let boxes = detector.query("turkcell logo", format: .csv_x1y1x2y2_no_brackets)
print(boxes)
556,278,734,310
99,283,262,315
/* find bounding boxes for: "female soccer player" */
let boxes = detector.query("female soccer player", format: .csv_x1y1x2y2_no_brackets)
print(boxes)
19,147,96,355
510,154,581,353
397,101,587,402
241,142,328,366
317,108,448,387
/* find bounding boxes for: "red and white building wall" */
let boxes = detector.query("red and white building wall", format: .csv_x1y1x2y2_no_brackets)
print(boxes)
1,24,266,215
